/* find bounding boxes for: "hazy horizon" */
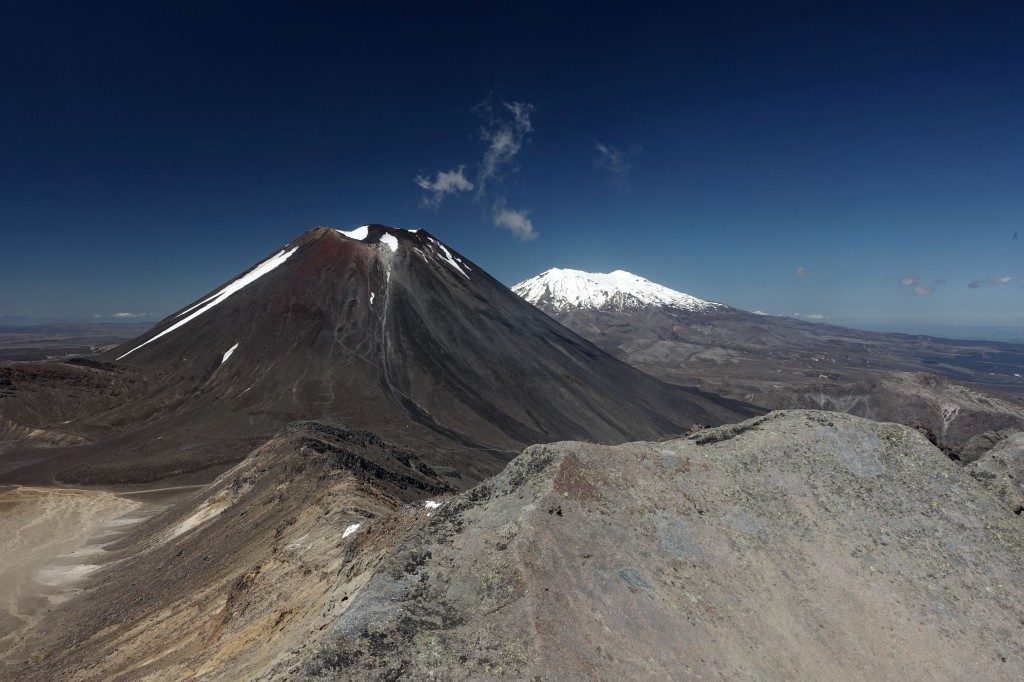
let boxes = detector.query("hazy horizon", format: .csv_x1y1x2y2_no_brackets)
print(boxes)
4,307,1023,345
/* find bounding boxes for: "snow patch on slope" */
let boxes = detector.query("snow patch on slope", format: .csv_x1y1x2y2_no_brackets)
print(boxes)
380,234,399,253
430,238,470,279
119,247,299,359
513,268,722,312
221,342,238,364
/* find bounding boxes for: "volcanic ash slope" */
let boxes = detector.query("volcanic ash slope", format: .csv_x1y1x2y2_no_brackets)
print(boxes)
4,421,454,680
303,410,1024,681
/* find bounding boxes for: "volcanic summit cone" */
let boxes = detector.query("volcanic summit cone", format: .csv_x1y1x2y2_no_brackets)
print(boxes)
8,225,759,484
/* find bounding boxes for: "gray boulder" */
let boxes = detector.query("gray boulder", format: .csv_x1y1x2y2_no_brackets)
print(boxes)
967,431,1024,513
960,429,1019,464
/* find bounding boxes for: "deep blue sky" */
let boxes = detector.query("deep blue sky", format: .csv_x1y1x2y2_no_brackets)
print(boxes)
2,1,1022,329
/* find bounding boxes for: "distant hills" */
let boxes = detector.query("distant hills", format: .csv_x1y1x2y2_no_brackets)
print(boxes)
515,268,1024,447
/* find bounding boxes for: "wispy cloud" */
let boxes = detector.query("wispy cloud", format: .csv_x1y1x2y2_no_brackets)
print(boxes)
968,276,1014,289
791,312,828,320
414,97,538,241
795,266,810,278
492,199,537,241
899,275,937,296
111,312,155,318
476,100,534,193
414,165,474,208
593,142,637,188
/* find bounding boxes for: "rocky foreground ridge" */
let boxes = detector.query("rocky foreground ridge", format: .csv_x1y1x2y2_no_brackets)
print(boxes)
9,411,1024,680
296,410,1023,680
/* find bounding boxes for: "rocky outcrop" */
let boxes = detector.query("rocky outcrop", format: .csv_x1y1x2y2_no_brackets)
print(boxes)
301,410,1023,680
960,429,1020,464
967,432,1024,514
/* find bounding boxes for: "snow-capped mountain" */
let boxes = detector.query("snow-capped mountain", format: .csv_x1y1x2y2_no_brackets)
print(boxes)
512,268,724,312
512,266,1024,451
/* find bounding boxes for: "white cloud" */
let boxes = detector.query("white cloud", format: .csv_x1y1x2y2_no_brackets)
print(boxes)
795,266,810,278
111,312,154,318
492,199,537,241
791,312,828,320
414,165,474,208
415,97,538,242
968,276,1014,289
900,276,938,296
753,310,767,315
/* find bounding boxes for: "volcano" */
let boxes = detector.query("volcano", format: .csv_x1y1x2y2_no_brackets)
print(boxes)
4,226,759,484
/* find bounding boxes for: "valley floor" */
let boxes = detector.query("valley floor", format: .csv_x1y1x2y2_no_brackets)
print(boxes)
0,484,197,666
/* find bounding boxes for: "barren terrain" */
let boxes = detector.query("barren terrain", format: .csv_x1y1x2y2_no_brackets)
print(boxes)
0,324,148,362
7,412,1022,680
0,486,140,662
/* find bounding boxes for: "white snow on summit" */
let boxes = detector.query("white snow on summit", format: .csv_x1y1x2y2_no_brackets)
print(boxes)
512,268,722,312
337,226,401,253
338,225,369,240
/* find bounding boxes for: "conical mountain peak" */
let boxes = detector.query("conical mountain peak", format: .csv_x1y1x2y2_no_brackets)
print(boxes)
89,225,756,482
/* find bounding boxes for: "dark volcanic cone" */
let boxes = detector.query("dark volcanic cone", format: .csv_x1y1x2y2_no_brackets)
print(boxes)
8,225,759,484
